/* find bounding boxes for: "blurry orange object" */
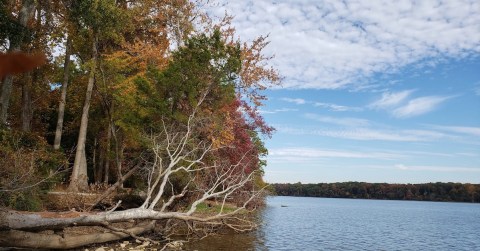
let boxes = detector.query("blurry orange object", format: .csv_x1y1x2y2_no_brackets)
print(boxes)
0,52,46,78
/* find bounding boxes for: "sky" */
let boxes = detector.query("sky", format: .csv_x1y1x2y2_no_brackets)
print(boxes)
209,0,480,184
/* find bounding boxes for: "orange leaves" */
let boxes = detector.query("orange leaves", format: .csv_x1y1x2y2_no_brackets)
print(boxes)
206,12,281,107
210,119,235,149
239,36,282,106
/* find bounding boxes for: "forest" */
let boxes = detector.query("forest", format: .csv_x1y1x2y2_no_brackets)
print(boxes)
272,182,480,203
0,0,279,249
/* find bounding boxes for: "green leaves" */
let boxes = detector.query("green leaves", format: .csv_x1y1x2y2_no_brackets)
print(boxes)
153,30,241,117
70,0,131,45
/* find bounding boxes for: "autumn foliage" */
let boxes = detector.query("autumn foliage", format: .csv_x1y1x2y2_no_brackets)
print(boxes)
0,0,279,210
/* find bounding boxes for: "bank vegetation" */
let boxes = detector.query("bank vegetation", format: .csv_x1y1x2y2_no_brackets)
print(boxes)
0,0,279,249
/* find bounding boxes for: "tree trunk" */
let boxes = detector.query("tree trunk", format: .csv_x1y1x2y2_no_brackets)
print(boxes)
69,35,97,192
93,137,103,184
111,120,124,188
21,73,33,132
104,117,112,183
0,0,36,125
98,136,106,182
0,208,228,231
53,37,72,150
0,221,156,249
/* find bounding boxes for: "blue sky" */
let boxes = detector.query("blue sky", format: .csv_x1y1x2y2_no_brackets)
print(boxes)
209,0,480,184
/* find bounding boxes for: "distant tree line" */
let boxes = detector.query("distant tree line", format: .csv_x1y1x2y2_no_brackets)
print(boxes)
272,182,480,203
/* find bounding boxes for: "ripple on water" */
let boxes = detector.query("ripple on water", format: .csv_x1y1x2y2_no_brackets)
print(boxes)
185,197,480,250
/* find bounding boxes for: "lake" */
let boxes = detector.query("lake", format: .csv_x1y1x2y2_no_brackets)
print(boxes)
185,196,480,250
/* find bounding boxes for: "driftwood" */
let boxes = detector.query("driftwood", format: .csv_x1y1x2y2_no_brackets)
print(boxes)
0,221,156,249
0,207,252,231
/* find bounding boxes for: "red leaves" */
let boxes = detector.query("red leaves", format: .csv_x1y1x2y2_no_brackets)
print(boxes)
213,98,267,175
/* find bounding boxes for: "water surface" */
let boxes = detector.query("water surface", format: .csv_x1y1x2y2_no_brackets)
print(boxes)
186,196,480,250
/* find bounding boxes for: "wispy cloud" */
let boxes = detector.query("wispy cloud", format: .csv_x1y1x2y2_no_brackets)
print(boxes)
369,90,415,109
394,164,480,173
368,90,455,118
281,98,306,105
275,125,454,142
304,113,370,127
280,97,362,112
259,108,299,114
316,129,438,142
315,102,363,112
431,125,480,137
392,96,453,118
269,147,403,160
209,0,480,89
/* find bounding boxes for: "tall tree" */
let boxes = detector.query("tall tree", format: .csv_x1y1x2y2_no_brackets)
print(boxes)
53,36,71,149
68,0,131,191
0,0,36,125
69,36,97,192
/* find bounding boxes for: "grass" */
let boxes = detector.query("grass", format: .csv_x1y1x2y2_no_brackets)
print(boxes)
194,201,239,214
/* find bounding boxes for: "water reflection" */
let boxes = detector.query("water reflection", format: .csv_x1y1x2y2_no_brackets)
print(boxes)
183,231,263,251
183,207,268,251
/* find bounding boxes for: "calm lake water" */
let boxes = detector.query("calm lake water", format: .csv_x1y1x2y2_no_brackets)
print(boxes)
185,196,480,250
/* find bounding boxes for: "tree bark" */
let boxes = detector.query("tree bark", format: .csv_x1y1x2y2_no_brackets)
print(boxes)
93,138,103,184
0,0,36,125
69,35,97,192
21,73,33,132
111,121,124,188
104,117,112,183
0,221,156,249
0,208,237,231
54,37,72,150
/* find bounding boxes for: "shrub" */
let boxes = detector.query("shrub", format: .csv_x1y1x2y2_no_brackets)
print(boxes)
0,128,66,211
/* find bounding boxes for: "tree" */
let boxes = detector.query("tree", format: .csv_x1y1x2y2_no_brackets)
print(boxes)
53,36,71,149
0,0,36,125
0,106,264,249
68,37,97,192
68,0,131,191
0,2,279,249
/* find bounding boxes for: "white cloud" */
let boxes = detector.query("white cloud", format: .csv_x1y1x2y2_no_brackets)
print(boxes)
316,129,428,142
369,90,415,109
368,90,456,118
392,96,453,118
269,147,403,160
304,113,370,127
259,108,299,114
275,125,454,142
314,102,363,112
281,98,306,105
394,164,480,173
456,152,479,157
209,0,480,89
431,125,480,137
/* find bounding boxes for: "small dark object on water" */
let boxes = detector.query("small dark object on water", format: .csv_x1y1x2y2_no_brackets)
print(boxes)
281,205,288,207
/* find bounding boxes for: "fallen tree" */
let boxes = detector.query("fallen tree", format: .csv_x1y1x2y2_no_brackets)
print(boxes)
0,112,265,249
0,221,156,249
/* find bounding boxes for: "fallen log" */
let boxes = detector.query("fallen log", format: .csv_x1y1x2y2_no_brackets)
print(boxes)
0,221,156,249
0,207,246,231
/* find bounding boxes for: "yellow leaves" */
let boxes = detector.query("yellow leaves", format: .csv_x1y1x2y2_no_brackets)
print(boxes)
206,108,235,149
211,128,235,149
